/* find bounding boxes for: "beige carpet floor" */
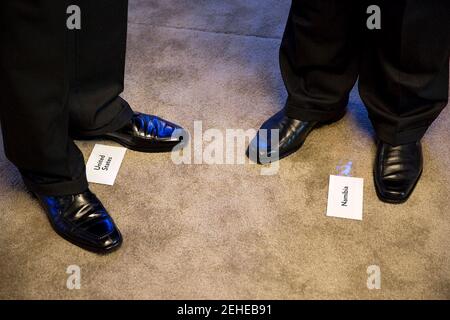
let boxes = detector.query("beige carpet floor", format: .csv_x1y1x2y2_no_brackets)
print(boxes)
0,0,449,300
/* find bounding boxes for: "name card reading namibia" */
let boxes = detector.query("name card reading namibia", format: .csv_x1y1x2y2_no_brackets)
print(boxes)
326,175,364,221
86,144,127,186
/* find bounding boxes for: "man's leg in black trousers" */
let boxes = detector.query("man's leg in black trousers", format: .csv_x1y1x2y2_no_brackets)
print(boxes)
359,0,450,146
69,0,186,153
359,0,450,203
0,1,186,252
280,0,362,122
0,1,124,253
68,0,134,137
248,0,364,163
0,0,88,196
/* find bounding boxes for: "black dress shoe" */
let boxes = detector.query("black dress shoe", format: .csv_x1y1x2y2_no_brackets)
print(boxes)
247,109,343,164
99,112,186,152
34,190,122,253
374,140,423,204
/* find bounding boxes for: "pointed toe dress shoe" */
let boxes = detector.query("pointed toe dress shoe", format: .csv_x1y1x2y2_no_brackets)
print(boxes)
374,140,423,204
34,190,122,253
101,112,187,152
247,109,344,164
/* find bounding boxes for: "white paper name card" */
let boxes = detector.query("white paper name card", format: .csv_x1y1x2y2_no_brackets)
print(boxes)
86,144,127,186
326,175,364,221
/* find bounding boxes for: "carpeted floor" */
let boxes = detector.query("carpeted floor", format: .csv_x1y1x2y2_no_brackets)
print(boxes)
1,0,449,300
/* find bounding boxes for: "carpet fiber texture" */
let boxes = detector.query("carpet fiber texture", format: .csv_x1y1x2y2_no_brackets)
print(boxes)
0,0,449,299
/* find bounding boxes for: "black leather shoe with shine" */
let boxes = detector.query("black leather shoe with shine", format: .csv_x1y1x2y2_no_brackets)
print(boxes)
100,112,186,152
247,109,343,164
34,190,122,253
374,140,423,204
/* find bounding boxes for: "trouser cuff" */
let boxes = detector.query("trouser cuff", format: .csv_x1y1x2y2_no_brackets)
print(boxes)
72,100,134,137
374,124,428,146
22,172,89,197
285,99,347,123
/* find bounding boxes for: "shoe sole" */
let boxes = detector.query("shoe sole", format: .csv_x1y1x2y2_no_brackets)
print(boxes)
74,133,184,153
97,134,182,153
51,224,123,254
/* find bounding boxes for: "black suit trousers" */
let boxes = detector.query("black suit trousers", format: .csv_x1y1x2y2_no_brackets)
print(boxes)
0,0,133,196
280,0,450,145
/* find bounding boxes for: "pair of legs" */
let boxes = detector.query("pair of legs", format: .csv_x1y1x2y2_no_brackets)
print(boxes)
282,0,449,144
250,0,449,203
0,0,132,196
0,0,184,253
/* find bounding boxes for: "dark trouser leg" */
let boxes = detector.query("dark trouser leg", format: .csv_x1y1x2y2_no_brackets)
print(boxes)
68,0,133,137
359,0,450,145
0,0,88,196
280,0,362,122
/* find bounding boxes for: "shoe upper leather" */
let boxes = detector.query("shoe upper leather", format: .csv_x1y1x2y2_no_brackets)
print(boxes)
374,141,423,202
37,190,122,252
122,112,183,141
248,109,317,163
